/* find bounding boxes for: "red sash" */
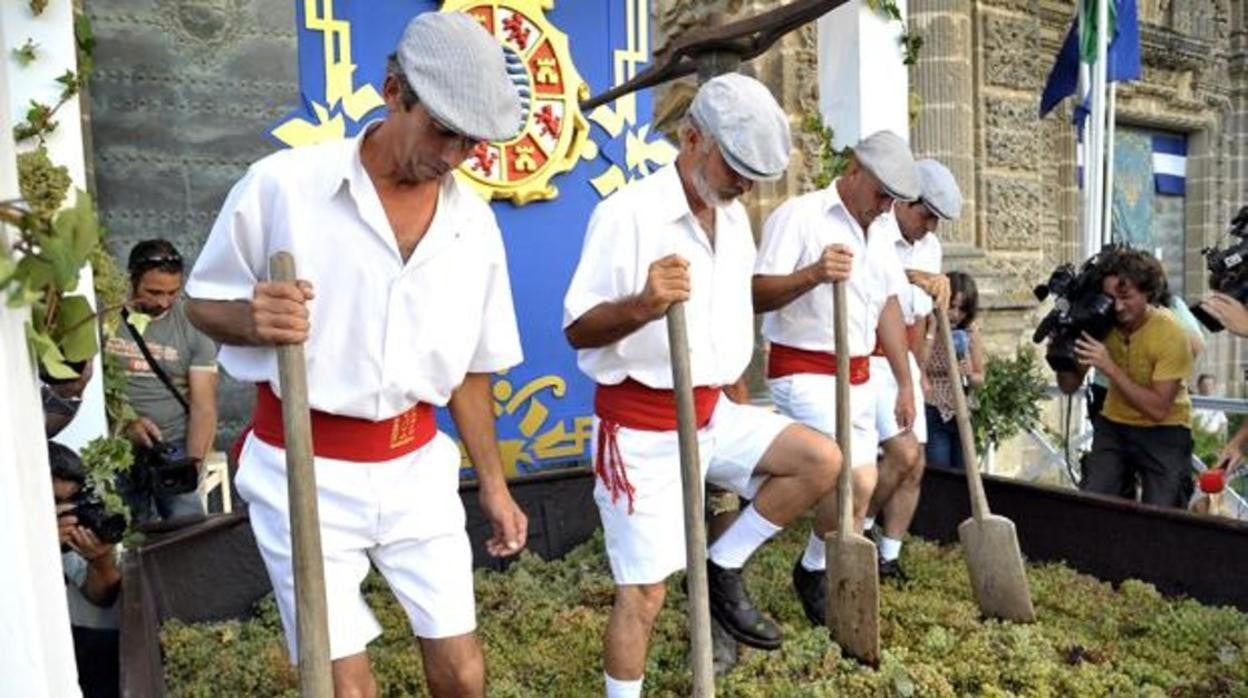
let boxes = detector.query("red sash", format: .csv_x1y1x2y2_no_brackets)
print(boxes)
237,383,436,463
767,343,870,385
594,379,721,513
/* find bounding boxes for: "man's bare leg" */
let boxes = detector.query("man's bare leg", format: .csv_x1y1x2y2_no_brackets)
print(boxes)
331,652,378,698
603,583,667,697
419,632,486,698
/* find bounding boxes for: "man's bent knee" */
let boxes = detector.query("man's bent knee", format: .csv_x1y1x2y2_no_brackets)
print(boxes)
616,582,667,622
421,634,486,698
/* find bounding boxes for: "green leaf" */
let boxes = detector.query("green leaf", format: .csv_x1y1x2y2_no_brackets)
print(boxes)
55,70,78,99
29,326,77,379
36,234,82,292
54,294,98,361
126,311,152,335
13,39,38,66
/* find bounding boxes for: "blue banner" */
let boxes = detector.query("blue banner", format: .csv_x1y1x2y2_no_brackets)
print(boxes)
270,0,674,478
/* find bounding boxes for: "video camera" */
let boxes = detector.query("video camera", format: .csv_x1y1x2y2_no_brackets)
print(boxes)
69,490,127,544
1191,205,1248,332
133,441,200,498
1031,245,1118,372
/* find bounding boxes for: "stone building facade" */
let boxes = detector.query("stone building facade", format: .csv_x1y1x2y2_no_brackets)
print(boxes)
657,0,1248,391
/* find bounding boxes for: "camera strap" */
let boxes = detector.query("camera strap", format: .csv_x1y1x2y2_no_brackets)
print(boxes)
122,308,190,414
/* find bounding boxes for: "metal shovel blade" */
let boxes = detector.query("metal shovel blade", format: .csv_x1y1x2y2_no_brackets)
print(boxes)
957,513,1037,622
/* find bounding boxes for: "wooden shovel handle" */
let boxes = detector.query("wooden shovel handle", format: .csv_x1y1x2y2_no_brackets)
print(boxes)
832,281,853,535
666,301,715,697
934,305,989,521
269,252,333,697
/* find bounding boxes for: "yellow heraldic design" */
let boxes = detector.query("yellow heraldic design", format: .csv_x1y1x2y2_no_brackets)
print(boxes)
586,0,677,197
458,372,594,476
271,0,385,147
444,0,593,205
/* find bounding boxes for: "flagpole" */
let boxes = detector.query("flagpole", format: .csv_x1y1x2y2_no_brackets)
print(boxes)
1091,0,1110,251
1102,82,1117,247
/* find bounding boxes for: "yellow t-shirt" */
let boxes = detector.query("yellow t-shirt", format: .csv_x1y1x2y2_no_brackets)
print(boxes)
1101,307,1193,427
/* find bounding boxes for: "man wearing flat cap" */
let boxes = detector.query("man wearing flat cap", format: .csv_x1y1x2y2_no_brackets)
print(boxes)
862,159,963,582
753,129,920,627
185,12,527,697
563,73,841,697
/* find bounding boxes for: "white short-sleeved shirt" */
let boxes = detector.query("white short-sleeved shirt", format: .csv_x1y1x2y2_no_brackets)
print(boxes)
876,214,943,326
755,182,908,356
563,164,755,389
186,124,523,420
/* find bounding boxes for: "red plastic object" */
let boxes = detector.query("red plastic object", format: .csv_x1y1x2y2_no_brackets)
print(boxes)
1199,469,1227,494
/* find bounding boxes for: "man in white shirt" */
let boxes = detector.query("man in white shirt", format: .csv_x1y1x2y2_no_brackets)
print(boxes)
863,160,962,581
752,130,920,627
563,74,841,698
184,13,527,698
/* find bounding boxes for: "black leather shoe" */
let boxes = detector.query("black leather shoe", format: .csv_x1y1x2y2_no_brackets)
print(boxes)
706,560,782,650
791,557,827,627
879,557,909,583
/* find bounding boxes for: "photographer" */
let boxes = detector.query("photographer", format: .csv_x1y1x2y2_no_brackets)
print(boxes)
104,239,218,522
50,441,121,698
1055,248,1194,508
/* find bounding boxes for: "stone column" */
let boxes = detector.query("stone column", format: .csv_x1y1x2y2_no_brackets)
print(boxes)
909,0,976,247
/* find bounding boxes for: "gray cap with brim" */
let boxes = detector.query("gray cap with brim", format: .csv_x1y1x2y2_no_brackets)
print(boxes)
916,159,963,220
396,12,523,143
852,130,920,201
690,73,791,182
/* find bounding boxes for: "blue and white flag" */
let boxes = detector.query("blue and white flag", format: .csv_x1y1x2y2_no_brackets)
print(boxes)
1039,0,1141,119
1152,133,1187,195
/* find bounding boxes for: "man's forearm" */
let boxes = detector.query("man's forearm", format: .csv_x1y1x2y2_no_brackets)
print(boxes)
185,405,217,460
1100,363,1177,422
565,296,655,350
185,298,259,346
83,557,121,607
752,269,821,314
449,373,511,493
879,300,912,389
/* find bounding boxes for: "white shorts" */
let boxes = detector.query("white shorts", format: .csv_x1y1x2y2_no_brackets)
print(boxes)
236,431,476,662
593,397,792,585
871,354,928,444
767,373,878,468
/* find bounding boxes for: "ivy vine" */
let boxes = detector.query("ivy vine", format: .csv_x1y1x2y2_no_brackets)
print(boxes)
2,4,136,526
865,0,924,66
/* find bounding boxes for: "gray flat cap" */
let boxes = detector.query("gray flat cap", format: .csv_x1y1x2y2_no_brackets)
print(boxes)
396,12,523,143
916,159,962,220
852,130,920,201
690,73,791,182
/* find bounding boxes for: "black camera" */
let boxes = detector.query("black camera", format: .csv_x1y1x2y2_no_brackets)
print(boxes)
1191,205,1248,332
1031,245,1118,372
69,490,127,544
134,442,200,497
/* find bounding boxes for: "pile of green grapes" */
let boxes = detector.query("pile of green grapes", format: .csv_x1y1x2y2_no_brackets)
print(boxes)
163,524,1247,697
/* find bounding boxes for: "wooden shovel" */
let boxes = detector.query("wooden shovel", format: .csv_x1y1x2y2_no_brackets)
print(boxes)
934,306,1036,622
269,252,333,697
824,280,881,666
667,302,715,696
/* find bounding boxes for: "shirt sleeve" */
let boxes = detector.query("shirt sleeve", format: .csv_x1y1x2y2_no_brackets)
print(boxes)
562,201,636,329
1152,316,1195,382
468,215,524,373
754,200,809,275
184,166,271,301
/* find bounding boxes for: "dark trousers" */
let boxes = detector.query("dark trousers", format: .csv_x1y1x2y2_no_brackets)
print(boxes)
924,404,965,471
72,625,120,698
1081,416,1193,508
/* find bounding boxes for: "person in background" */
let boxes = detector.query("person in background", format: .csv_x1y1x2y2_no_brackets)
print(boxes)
922,271,985,471
1191,373,1228,437
106,239,218,522
50,441,121,698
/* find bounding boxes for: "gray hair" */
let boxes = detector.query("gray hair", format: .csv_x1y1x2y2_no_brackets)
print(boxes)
385,53,419,110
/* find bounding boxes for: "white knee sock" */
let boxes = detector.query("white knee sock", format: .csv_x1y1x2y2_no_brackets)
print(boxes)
862,516,876,532
708,504,782,569
605,673,643,698
879,535,903,562
800,530,826,572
